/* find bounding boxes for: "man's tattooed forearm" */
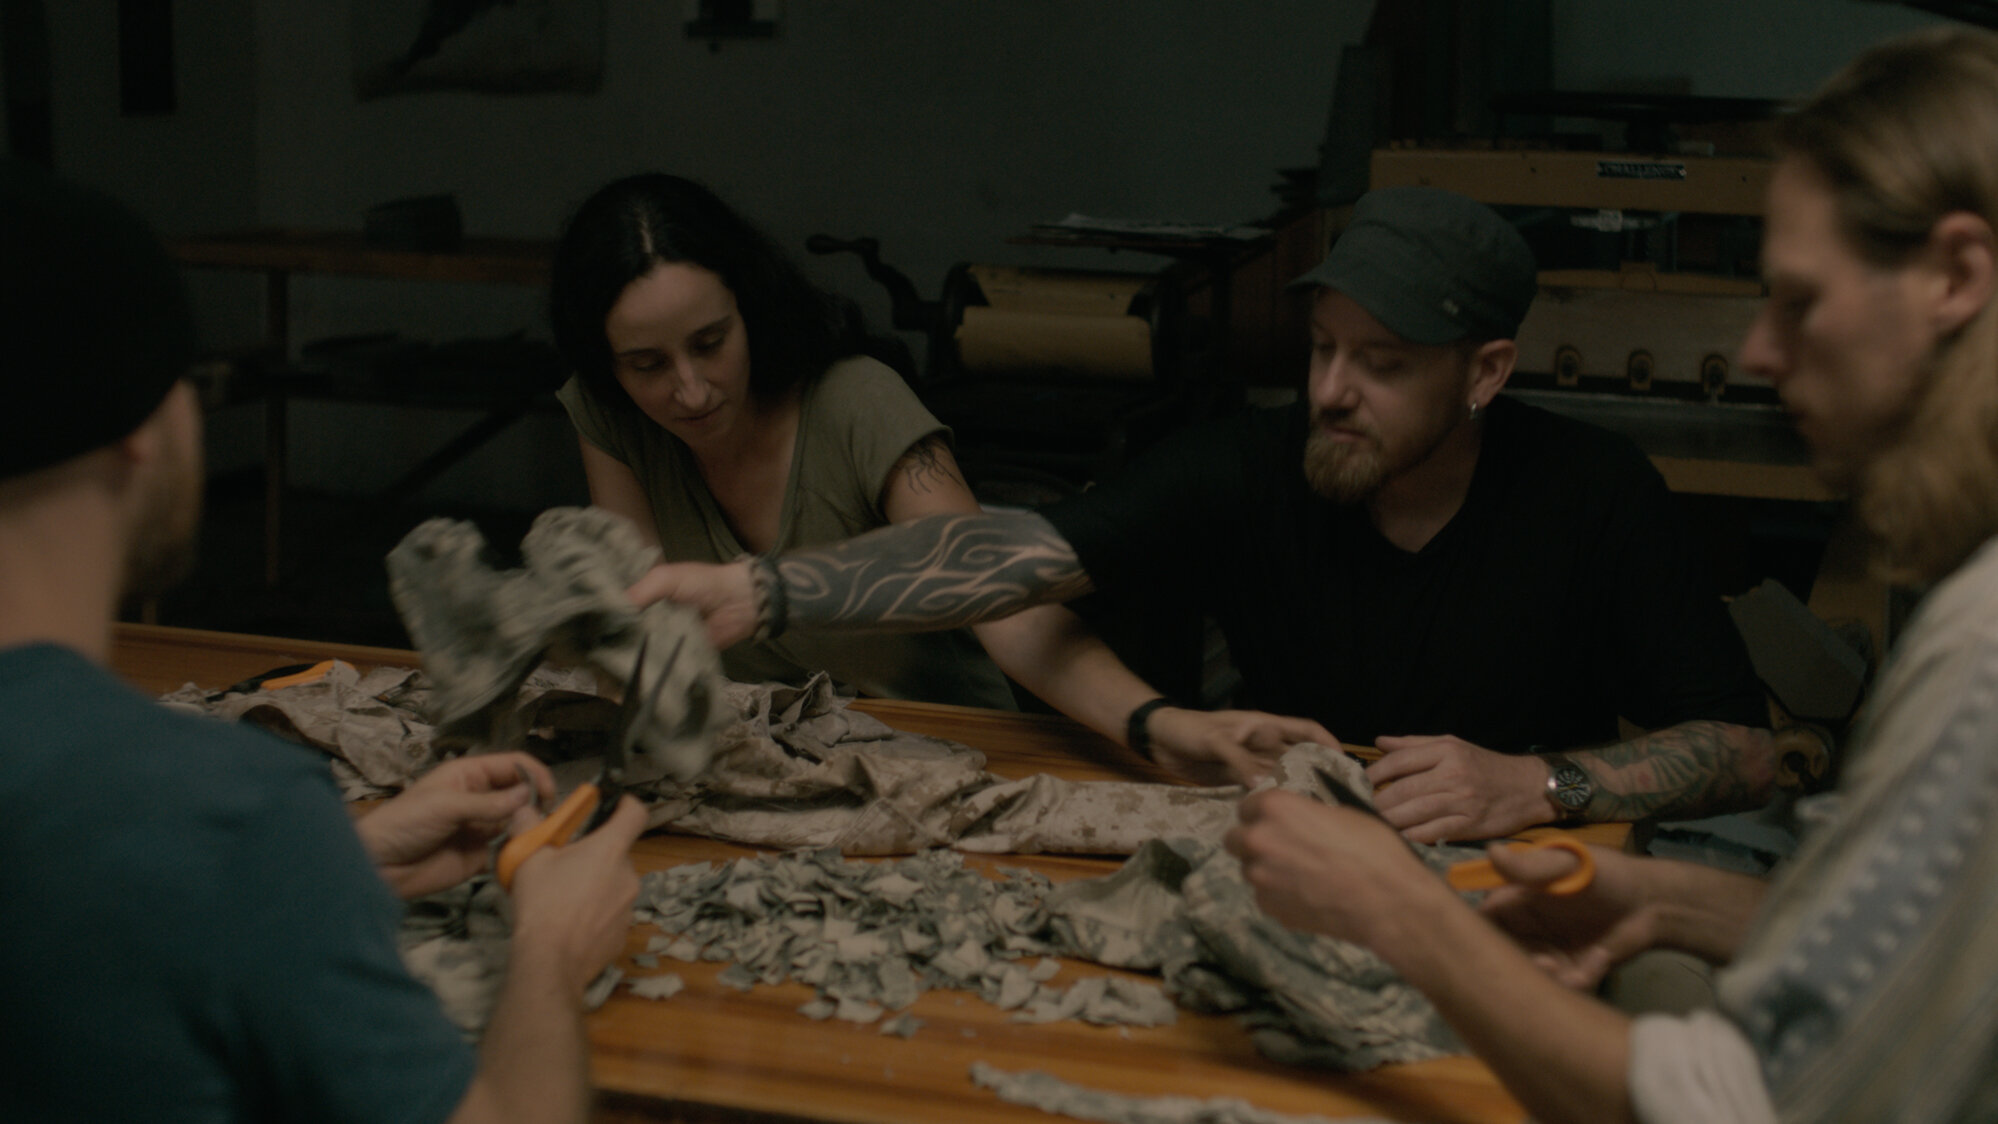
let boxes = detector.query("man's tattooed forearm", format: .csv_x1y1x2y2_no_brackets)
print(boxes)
773,512,1092,632
1576,720,1777,822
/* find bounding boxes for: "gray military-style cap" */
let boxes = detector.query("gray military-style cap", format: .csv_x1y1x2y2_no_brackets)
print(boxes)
1290,185,1538,345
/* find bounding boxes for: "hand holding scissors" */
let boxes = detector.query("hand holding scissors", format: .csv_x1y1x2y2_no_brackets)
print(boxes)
1444,835,1595,895
495,637,678,890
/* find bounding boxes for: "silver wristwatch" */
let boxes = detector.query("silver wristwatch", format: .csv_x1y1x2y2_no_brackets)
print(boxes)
1541,753,1595,816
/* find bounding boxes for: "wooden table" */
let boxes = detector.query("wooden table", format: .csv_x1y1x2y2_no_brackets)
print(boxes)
111,623,1544,1124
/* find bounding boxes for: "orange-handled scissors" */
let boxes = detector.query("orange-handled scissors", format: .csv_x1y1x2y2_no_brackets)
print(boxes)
495,775,612,889
1445,834,1596,895
495,636,673,890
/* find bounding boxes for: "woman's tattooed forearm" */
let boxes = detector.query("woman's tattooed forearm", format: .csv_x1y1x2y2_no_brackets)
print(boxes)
772,512,1092,631
1575,720,1778,821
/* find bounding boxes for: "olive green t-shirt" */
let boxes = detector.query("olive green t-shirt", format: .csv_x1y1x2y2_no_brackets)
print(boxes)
557,356,1016,709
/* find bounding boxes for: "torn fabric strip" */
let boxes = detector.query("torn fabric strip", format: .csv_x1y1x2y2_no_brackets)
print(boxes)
969,1062,1399,1124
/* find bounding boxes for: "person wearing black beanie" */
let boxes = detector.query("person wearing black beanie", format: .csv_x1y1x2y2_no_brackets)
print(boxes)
0,158,206,617
0,161,651,1124
1,158,196,479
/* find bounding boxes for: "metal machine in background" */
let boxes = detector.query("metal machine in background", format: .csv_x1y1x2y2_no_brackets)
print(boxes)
806,234,1217,506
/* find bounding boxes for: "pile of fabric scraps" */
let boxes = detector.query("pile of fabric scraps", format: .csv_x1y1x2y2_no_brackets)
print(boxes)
153,502,1478,1072
154,653,1479,1071
624,751,1472,1071
631,846,1177,1031
970,1063,1399,1124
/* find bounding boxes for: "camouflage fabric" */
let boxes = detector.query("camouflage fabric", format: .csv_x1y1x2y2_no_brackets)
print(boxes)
159,661,441,798
397,881,511,1038
1043,750,1472,1071
386,506,726,783
397,879,620,1040
157,657,1247,851
159,661,616,801
643,673,1250,854
153,625,1473,1071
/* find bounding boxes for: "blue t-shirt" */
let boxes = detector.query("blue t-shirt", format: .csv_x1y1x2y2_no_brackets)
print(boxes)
0,644,475,1123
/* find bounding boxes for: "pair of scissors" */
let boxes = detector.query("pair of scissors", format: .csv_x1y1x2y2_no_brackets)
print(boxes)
1310,767,1596,896
494,637,672,889
1443,833,1595,895
204,658,337,701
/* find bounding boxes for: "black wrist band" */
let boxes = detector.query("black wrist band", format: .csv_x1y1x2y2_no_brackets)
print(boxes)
743,554,789,642
761,556,789,641
1125,697,1175,762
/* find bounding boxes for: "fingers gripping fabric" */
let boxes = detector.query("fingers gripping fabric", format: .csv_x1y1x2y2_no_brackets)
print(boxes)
386,506,726,782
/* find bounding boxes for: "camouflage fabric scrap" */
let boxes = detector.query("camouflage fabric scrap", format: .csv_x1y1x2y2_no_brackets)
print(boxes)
159,662,613,800
640,673,1248,855
1041,750,1474,1071
386,506,726,782
159,661,439,798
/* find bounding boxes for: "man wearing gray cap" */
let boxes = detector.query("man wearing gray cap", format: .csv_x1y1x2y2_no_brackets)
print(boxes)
0,159,646,1123
633,186,1774,843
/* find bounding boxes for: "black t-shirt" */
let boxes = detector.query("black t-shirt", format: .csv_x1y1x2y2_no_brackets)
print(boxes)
1042,395,1767,751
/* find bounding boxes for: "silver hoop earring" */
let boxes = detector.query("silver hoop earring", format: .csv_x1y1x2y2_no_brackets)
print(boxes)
1467,399,1484,422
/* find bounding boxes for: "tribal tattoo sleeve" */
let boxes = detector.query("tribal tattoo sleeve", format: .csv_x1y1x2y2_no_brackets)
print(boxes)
772,512,1094,632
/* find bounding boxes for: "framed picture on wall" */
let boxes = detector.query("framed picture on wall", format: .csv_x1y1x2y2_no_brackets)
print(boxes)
352,0,605,99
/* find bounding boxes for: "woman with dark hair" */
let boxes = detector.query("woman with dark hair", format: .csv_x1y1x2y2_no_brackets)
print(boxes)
549,172,1020,706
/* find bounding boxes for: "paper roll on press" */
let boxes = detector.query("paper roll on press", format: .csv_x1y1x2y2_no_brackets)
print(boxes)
953,265,1156,382
956,307,1155,381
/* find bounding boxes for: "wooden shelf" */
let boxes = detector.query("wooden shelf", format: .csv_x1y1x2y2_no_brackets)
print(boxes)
1370,148,1773,216
172,228,559,586
172,228,553,286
